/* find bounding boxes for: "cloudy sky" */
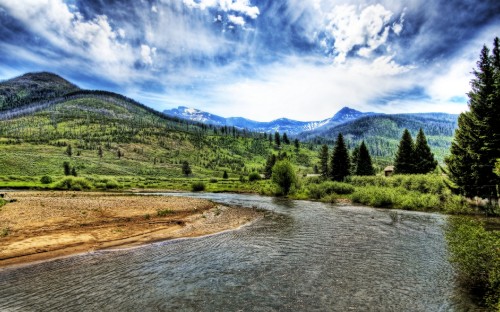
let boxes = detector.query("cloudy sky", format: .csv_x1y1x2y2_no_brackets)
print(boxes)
0,0,499,121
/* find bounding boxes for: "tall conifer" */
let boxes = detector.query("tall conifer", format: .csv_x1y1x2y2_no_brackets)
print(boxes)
446,39,500,206
414,128,437,174
330,133,350,181
394,129,415,174
319,144,329,178
355,141,374,176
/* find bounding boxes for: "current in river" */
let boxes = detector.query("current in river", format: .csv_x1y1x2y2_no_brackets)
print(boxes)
0,193,479,311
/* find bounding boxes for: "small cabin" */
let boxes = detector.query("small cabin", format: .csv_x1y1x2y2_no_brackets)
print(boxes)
384,166,394,177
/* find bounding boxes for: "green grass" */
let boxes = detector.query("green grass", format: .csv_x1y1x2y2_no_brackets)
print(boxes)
446,217,500,309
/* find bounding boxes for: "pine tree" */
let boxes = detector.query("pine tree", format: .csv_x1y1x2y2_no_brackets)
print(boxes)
282,133,290,144
330,133,350,181
71,167,77,177
414,128,437,174
319,144,329,178
98,146,103,159
274,132,281,147
294,139,300,150
223,170,229,179
446,39,500,206
355,141,374,176
264,154,277,179
66,144,72,157
182,161,192,176
394,129,415,174
63,161,71,176
351,145,360,174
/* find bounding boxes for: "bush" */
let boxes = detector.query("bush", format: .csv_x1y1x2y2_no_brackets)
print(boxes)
157,209,174,217
87,177,121,190
446,217,500,308
351,186,441,211
191,181,206,192
248,172,261,182
350,174,446,195
306,181,355,199
209,178,218,183
0,199,7,208
40,175,53,184
53,177,93,191
272,160,297,195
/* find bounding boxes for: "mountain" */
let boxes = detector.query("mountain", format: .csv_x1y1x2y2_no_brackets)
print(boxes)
0,72,80,111
163,106,372,135
0,72,302,179
299,112,459,162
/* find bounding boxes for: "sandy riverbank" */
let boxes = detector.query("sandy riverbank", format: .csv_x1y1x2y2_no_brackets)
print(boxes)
0,191,261,268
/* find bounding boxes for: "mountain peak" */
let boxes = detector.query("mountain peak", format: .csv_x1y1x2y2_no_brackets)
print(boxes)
331,106,363,122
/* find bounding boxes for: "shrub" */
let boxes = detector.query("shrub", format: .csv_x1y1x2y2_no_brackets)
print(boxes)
272,160,297,195
40,175,53,184
191,181,206,192
446,217,500,308
157,209,174,217
306,181,355,199
248,172,261,182
53,177,93,191
209,178,218,183
0,199,7,208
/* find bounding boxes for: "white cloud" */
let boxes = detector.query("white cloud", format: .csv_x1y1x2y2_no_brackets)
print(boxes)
183,0,259,19
0,0,136,82
140,44,156,66
151,5,158,13
197,56,417,121
325,4,394,62
228,15,245,26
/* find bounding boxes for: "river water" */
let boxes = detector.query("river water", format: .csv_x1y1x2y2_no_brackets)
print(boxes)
0,193,478,311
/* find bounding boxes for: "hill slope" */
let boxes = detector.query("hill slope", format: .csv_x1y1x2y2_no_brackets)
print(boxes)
300,113,458,162
0,73,313,182
0,72,80,111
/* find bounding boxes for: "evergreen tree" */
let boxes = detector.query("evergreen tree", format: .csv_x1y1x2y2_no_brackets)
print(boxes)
274,132,281,147
63,161,71,176
98,145,103,159
330,133,350,181
414,128,437,174
282,133,290,144
446,39,500,205
264,154,277,179
65,144,72,157
394,129,415,174
355,141,374,176
71,167,77,177
182,161,192,176
351,145,360,174
222,170,228,179
294,139,300,150
319,144,329,178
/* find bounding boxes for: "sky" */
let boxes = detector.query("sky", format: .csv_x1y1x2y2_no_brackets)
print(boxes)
0,0,499,121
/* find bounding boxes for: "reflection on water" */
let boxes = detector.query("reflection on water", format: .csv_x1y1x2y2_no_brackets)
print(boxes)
0,193,478,311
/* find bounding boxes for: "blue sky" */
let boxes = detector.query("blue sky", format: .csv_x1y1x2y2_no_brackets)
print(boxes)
0,0,499,121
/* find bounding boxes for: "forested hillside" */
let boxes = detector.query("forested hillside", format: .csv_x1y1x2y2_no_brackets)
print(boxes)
0,73,314,181
300,113,458,162
0,72,79,111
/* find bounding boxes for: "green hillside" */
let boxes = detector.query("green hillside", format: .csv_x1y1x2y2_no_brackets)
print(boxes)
0,72,80,111
0,73,316,190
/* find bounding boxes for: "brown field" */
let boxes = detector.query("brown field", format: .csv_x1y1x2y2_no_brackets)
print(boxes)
0,191,261,268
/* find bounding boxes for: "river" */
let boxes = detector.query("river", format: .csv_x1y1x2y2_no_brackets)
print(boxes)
0,193,478,311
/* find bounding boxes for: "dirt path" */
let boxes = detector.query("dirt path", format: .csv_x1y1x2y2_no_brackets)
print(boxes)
0,191,261,268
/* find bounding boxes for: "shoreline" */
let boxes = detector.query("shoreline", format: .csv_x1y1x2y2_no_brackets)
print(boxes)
0,191,262,269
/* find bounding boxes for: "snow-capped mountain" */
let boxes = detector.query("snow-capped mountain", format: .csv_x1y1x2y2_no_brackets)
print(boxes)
163,106,370,135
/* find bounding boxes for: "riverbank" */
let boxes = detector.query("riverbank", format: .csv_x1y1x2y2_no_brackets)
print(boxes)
0,191,262,268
